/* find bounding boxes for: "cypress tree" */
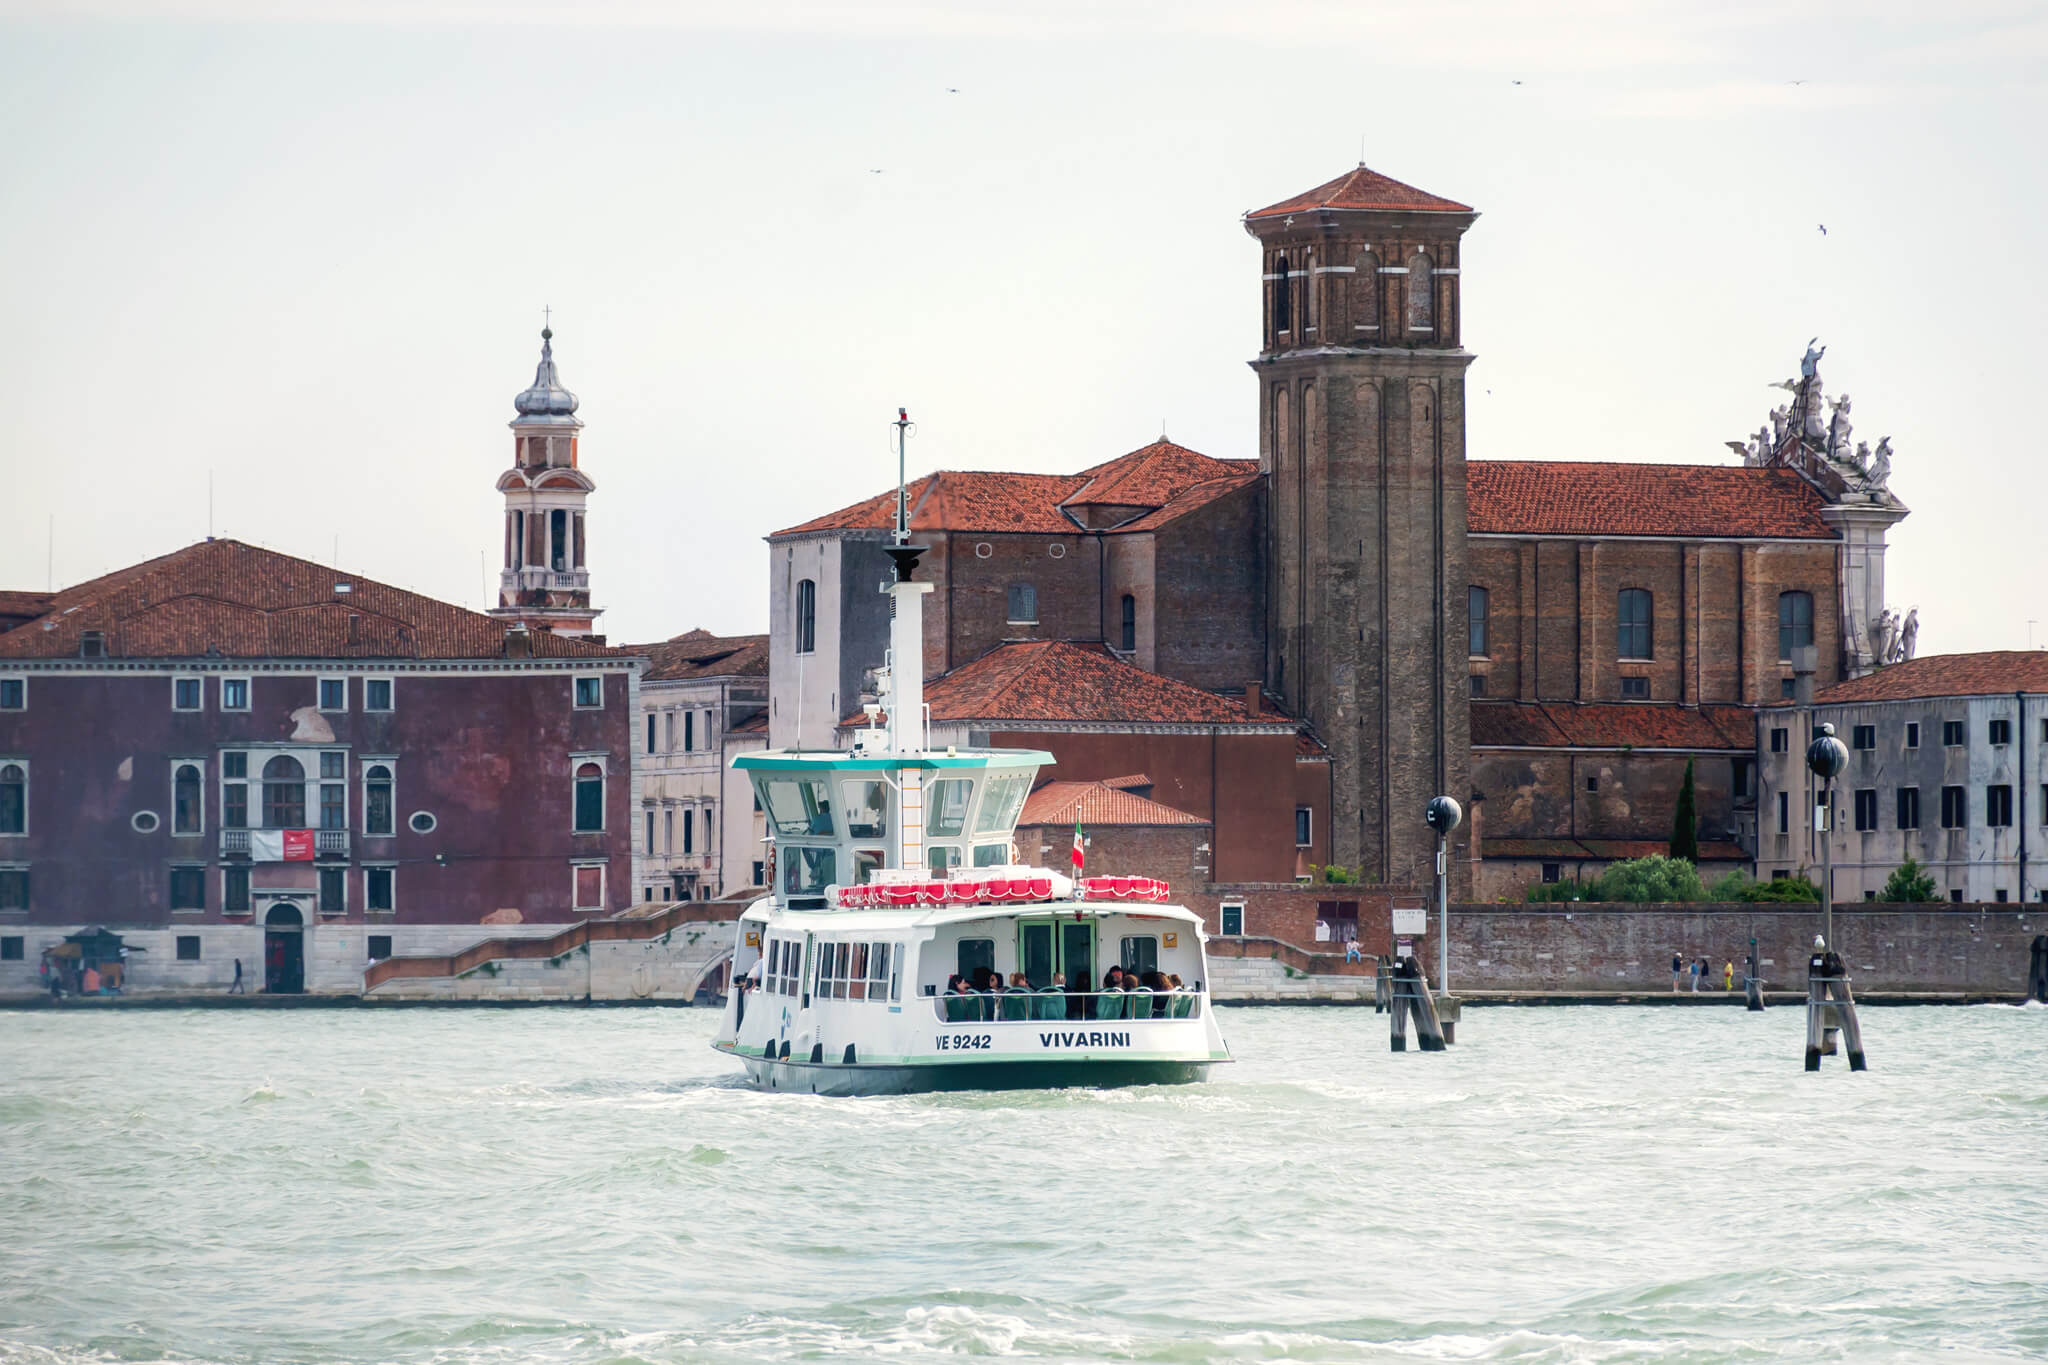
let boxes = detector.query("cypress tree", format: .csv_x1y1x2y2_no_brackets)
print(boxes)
1669,759,1700,863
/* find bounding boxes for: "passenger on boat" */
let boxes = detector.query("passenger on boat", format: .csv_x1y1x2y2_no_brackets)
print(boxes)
971,967,1002,1021
1001,972,1032,1021
1096,966,1127,1020
1037,973,1067,1021
943,974,977,1022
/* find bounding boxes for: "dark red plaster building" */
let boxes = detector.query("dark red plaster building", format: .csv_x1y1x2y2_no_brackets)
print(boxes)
0,539,641,995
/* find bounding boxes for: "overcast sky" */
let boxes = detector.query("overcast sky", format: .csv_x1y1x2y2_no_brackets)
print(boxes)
2,1,2042,654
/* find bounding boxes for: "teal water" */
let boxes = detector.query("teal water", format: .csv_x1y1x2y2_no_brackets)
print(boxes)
2,1004,2045,1363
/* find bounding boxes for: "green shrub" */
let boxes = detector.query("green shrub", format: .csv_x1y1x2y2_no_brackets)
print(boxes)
1312,864,1359,885
1525,879,1595,903
1739,876,1821,903
1669,760,1700,863
1878,857,1937,902
1706,869,1757,902
1596,855,1707,904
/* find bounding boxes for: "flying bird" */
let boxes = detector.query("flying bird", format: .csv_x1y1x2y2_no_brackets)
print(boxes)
1789,79,1808,86
946,87,960,93
869,168,885,174
1511,79,1523,85
1818,224,1827,235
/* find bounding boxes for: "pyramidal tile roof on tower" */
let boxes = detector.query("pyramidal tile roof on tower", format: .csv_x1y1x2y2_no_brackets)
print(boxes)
1247,163,1474,219
0,539,629,661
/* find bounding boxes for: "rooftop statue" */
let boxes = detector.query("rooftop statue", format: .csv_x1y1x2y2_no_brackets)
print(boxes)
1868,436,1893,489
1898,607,1919,662
1827,393,1854,460
1801,338,1827,381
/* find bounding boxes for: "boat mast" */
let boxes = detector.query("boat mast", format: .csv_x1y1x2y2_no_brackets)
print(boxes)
884,408,933,873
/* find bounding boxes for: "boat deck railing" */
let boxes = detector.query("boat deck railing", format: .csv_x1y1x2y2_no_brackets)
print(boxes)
932,989,1204,1024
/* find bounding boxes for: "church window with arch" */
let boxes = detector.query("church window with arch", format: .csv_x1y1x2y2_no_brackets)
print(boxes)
1273,253,1291,333
1408,251,1433,331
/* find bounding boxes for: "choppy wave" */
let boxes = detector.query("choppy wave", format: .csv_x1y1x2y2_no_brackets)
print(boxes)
3,1006,2047,1363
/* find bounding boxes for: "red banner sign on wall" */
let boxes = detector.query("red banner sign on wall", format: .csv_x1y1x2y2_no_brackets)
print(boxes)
282,829,315,861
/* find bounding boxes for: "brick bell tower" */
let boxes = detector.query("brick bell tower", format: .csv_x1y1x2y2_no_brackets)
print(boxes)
1246,164,1477,890
489,325,601,638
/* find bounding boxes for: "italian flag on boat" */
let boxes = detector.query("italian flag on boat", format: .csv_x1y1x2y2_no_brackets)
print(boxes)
1071,817,1085,873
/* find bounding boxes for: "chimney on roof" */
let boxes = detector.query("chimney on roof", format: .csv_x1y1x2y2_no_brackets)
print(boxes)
504,623,531,658
1244,682,1263,718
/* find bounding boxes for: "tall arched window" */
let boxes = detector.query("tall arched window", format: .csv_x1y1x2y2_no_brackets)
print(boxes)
173,763,202,835
1408,252,1434,331
1273,254,1292,333
794,578,816,655
1468,586,1490,657
364,765,394,836
0,762,24,835
1617,589,1653,659
1353,251,1379,330
1304,250,1316,331
549,509,568,571
574,762,605,832
261,755,306,829
1778,590,1814,659
1120,594,1137,653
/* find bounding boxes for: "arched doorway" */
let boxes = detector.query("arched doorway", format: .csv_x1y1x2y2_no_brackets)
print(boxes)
264,904,305,994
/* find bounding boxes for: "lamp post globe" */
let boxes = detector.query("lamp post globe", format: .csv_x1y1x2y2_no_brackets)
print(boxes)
1806,722,1848,781
1425,796,1463,834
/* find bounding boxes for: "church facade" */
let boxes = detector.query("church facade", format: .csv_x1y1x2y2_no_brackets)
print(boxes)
770,162,1912,902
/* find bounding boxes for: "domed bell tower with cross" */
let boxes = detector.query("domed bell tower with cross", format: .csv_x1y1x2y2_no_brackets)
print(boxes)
1246,163,1477,890
489,319,601,638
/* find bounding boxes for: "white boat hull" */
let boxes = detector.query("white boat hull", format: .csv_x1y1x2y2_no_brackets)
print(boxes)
716,1041,1218,1096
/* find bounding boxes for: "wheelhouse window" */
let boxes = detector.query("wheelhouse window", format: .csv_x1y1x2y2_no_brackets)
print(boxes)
1468,586,1489,657
794,579,816,655
261,755,306,828
973,770,1031,835
782,847,836,899
927,779,972,838
363,764,393,836
840,780,888,839
574,763,605,832
1777,591,1813,659
0,763,25,835
173,763,203,836
761,777,834,837
1617,589,1653,659
1006,583,1037,625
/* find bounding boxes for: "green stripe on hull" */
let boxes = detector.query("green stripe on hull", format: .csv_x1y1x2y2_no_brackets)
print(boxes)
732,1050,1215,1095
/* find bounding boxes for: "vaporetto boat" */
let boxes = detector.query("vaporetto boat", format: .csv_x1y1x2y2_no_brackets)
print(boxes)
710,415,1232,1095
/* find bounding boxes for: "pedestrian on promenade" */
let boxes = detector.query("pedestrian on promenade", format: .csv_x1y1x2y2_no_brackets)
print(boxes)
228,958,245,994
1723,960,1734,991
1671,951,1683,992
1688,958,1700,993
1345,939,1364,963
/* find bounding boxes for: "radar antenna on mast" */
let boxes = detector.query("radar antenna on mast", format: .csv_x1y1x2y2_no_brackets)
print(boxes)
892,407,915,545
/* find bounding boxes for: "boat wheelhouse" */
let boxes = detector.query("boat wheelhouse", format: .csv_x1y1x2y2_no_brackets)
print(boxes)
709,415,1230,1094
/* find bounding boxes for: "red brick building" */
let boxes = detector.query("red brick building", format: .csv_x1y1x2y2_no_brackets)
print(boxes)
768,160,1911,923
0,539,641,995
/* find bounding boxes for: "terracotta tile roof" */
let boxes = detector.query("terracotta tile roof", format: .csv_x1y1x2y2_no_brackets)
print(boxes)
1471,701,1756,751
1019,779,1208,828
1468,461,1835,540
773,440,1254,538
730,712,768,735
1483,837,1748,863
1248,163,1473,219
631,629,768,682
1812,652,2048,703
1100,774,1152,790
0,539,628,662
920,641,1289,728
0,591,54,631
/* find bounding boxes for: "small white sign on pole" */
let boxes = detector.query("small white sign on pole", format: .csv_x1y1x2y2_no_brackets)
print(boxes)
1392,905,1427,937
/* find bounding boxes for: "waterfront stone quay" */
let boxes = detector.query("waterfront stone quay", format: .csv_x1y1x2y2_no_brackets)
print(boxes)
5,902,2039,1005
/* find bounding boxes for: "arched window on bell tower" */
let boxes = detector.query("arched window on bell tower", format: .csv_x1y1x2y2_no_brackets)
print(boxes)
1273,253,1292,335
1408,251,1434,333
1353,250,1379,333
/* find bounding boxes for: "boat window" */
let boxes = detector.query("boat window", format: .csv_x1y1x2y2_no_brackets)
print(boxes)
927,845,962,876
848,942,869,999
870,944,895,1002
957,938,995,981
972,771,1030,835
1121,936,1159,976
783,847,836,898
762,778,834,837
971,843,1010,867
841,780,888,839
927,779,972,838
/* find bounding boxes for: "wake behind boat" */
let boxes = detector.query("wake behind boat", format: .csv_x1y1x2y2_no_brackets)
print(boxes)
710,412,1231,1095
